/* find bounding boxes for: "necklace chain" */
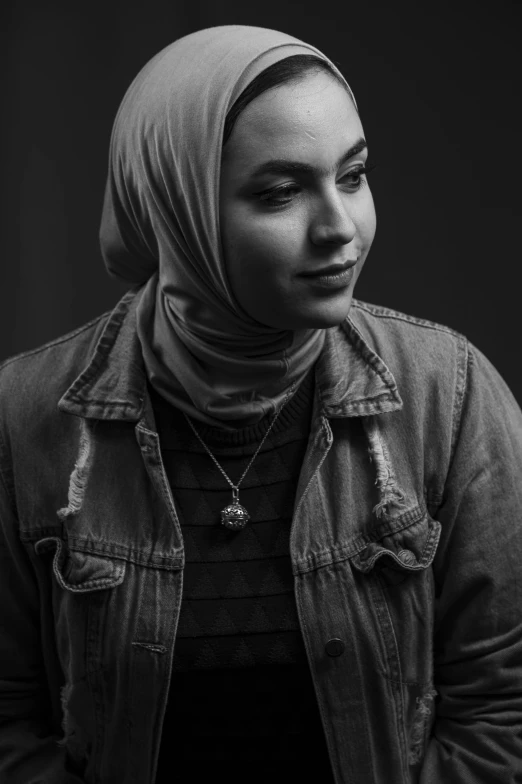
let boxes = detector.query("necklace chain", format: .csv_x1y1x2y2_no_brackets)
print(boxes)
184,383,297,494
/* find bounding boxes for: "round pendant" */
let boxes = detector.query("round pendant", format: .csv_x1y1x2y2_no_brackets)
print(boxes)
221,501,250,530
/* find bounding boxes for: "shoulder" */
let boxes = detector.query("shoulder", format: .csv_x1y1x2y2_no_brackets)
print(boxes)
348,299,469,381
347,299,521,443
349,299,510,398
0,311,110,383
0,311,110,426
347,300,473,438
350,298,466,345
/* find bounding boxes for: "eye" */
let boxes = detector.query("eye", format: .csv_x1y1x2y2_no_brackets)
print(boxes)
256,183,301,207
339,163,376,191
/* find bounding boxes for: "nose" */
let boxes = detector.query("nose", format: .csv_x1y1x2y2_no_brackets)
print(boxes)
309,189,357,247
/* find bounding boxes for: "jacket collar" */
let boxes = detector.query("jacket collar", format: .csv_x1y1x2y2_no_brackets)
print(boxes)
58,289,402,422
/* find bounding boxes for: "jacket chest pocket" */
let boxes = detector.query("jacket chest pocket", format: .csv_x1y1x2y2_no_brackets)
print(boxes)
349,510,441,688
35,535,126,592
34,536,127,774
34,536,126,675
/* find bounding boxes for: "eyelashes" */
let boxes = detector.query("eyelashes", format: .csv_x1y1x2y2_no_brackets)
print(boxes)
257,163,377,207
339,162,377,189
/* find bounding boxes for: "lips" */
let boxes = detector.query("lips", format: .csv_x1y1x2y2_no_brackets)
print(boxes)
299,259,358,277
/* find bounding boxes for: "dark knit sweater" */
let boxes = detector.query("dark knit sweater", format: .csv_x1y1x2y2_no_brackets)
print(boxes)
151,368,334,783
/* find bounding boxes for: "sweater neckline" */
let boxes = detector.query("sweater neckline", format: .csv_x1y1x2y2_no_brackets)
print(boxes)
149,364,316,448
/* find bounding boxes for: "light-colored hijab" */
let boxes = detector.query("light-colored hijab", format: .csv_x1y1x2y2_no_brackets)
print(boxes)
100,25,355,429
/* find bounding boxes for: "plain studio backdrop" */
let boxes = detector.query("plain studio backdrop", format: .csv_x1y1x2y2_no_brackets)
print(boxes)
2,1,521,403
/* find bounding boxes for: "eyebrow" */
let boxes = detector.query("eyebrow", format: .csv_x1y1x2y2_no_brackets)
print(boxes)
249,137,368,179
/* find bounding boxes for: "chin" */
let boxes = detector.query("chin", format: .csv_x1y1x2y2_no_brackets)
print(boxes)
256,291,355,330
292,295,355,330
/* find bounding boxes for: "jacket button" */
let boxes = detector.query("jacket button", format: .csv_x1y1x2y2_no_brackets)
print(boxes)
325,638,345,657
398,549,417,566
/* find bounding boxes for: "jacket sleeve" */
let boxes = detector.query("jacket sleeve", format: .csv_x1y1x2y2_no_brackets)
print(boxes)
420,341,522,783
0,449,84,783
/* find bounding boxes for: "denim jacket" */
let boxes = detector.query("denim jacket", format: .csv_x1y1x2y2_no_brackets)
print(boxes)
1,289,521,784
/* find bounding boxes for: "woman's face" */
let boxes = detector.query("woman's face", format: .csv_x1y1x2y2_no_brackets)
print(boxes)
219,70,376,330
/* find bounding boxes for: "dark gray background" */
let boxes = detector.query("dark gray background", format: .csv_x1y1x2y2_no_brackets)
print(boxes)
3,0,521,401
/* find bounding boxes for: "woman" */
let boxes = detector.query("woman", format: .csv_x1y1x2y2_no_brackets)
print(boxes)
0,24,521,784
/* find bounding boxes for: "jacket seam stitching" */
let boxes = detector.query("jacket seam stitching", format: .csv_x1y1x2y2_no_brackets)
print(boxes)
352,300,464,339
64,397,138,409
448,337,470,472
294,505,428,572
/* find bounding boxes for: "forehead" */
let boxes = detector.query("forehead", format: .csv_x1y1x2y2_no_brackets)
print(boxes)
223,71,363,169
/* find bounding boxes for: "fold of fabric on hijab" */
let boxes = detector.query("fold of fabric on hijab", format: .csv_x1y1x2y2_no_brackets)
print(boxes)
99,25,356,429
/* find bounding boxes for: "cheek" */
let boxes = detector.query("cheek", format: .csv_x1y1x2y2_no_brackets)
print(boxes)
224,208,302,288
353,188,377,248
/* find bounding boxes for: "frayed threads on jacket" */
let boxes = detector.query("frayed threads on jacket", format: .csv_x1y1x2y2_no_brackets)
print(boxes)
57,682,90,763
57,418,95,520
409,688,438,764
363,415,405,518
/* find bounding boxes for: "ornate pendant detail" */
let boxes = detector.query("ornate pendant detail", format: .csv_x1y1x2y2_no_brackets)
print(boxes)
221,502,250,530
221,489,250,530
184,387,296,533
